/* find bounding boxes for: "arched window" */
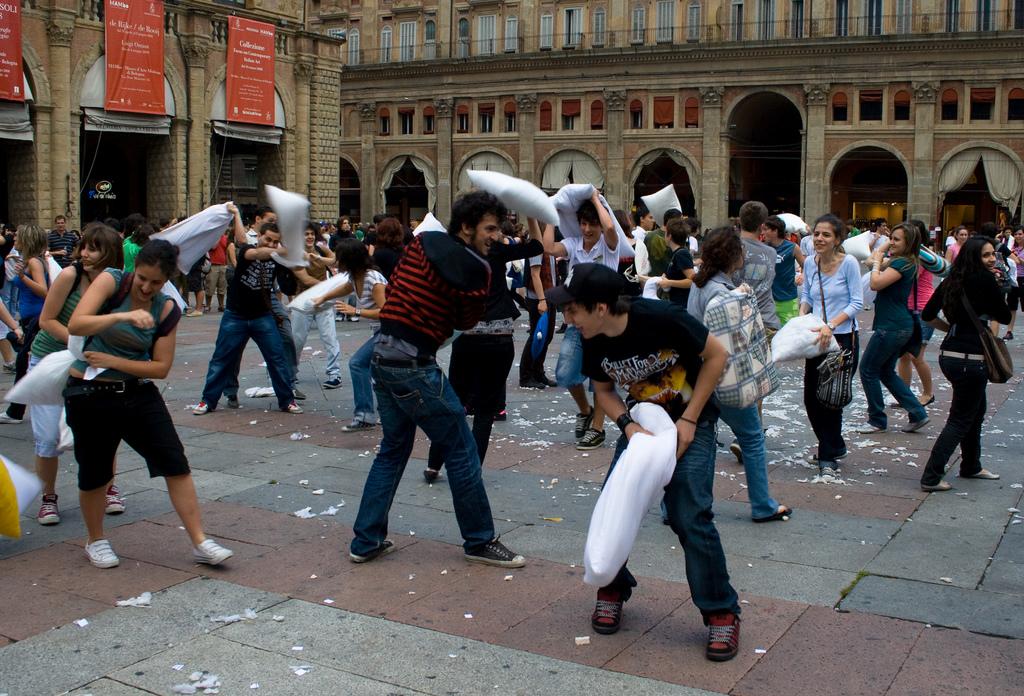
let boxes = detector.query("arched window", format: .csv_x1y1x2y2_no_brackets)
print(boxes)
423,105,435,134
347,29,360,66
456,103,470,133
504,101,517,132
629,99,644,128
941,88,958,121
590,100,604,130
1009,88,1024,121
458,18,470,58
378,107,391,136
539,100,552,131
380,26,393,62
893,90,911,121
684,97,699,127
831,92,848,122
425,20,437,59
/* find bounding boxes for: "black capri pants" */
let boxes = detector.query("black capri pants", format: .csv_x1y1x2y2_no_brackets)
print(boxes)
65,379,190,490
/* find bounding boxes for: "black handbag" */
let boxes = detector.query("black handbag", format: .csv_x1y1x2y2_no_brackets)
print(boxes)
900,275,922,357
960,294,1014,383
814,261,856,409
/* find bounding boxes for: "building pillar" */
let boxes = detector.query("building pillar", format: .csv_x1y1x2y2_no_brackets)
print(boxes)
294,59,313,198
181,36,210,213
308,58,342,219
515,93,537,182
434,97,454,221
46,17,75,224
910,82,938,225
803,83,829,219
604,90,626,209
698,87,725,225
358,102,377,219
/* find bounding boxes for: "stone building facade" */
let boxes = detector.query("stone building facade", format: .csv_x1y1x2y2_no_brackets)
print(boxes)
318,0,1024,229
7,0,343,228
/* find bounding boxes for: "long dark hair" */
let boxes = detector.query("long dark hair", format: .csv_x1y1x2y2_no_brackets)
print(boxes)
335,237,376,275
693,226,742,288
942,236,995,318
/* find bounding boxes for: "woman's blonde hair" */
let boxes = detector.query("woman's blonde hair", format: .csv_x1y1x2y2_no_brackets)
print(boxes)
15,224,48,260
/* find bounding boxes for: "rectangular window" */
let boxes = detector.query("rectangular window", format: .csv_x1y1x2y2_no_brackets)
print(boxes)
941,92,958,121
946,0,960,32
457,113,470,133
653,96,675,128
894,95,911,121
380,28,392,62
656,0,675,42
1009,92,1024,120
895,0,912,33
631,7,646,43
758,0,774,40
399,21,416,62
399,110,414,135
836,0,849,37
832,93,848,121
479,104,495,133
791,0,803,38
859,89,883,121
505,16,518,52
688,3,701,41
540,14,554,49
348,30,360,66
423,114,435,134
478,15,496,55
731,1,744,41
379,116,390,135
866,0,882,36
561,99,581,130
564,8,583,47
976,0,994,31
505,112,517,132
593,9,607,46
631,108,644,129
970,88,995,120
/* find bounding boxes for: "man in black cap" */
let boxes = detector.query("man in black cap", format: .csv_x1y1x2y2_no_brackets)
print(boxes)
547,263,742,662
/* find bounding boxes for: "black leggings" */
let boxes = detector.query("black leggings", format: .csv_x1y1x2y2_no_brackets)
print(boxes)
803,331,859,463
519,297,555,383
5,316,40,421
427,334,515,471
921,356,988,485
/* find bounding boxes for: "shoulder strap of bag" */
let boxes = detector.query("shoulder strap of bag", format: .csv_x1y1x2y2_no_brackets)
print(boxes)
816,260,828,323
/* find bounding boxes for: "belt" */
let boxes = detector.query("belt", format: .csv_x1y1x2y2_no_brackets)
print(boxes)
372,355,436,368
939,350,985,362
63,377,147,398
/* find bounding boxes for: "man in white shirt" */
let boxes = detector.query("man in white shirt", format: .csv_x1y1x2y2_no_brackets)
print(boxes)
245,207,276,245
544,189,620,450
632,207,654,242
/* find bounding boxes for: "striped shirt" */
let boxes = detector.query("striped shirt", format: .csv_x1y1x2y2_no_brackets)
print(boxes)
378,233,489,356
48,230,78,268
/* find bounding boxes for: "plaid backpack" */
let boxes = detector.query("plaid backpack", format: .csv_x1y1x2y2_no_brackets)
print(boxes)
703,287,780,409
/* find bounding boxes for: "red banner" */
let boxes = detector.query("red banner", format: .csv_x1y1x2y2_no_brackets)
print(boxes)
226,17,276,126
0,1,23,102
104,0,165,115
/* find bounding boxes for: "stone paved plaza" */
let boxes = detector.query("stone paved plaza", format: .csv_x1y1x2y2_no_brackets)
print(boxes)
1,314,1023,696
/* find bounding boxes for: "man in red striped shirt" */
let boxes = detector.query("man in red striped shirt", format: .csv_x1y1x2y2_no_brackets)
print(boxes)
349,191,526,569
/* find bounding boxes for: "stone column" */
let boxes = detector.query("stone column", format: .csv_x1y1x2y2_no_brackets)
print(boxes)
515,93,537,182
604,90,626,208
358,102,377,219
434,97,454,221
181,36,210,213
293,59,314,197
910,82,938,225
47,18,75,224
803,83,829,219
308,61,342,219
698,87,725,225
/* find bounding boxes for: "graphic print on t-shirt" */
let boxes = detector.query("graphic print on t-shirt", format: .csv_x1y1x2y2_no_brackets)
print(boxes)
600,348,693,412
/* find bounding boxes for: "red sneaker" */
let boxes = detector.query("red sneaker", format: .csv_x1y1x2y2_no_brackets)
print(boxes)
37,494,60,525
591,587,624,635
105,484,126,515
706,612,741,661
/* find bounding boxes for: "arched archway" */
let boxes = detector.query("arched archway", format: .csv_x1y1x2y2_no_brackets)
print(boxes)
937,145,1023,230
339,157,360,219
828,145,909,225
726,92,803,215
456,150,515,193
629,149,698,216
380,155,437,224
539,148,604,191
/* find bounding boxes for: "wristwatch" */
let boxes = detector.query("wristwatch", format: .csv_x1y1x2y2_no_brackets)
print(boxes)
826,321,836,331
615,413,635,432
355,308,362,317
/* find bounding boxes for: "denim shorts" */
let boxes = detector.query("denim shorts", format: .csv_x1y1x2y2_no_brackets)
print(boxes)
912,311,935,344
28,354,63,458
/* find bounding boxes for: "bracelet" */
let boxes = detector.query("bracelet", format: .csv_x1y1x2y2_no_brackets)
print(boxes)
615,413,635,432
678,416,698,426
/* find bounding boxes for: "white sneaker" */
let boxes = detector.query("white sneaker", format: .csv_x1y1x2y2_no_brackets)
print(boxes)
193,538,234,566
85,539,120,568
0,412,23,424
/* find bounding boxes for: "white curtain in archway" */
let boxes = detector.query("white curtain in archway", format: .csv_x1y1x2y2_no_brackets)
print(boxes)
541,150,604,189
981,151,1022,216
379,156,438,212
938,150,982,200
457,152,515,192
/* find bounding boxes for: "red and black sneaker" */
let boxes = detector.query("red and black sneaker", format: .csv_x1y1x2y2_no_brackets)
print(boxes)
591,587,624,635
706,612,741,661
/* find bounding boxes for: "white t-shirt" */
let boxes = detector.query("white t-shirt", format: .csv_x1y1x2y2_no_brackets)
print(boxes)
245,227,259,246
632,227,647,242
944,234,956,248
561,235,620,271
688,236,698,254
800,234,814,258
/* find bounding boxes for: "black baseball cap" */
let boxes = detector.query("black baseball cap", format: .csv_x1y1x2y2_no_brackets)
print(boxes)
546,263,625,307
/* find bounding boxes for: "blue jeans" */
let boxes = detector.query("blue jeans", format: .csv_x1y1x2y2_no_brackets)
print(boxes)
350,359,496,556
718,403,780,520
349,331,379,423
202,309,294,409
606,419,740,618
291,306,341,380
860,328,927,428
224,296,296,398
555,325,585,388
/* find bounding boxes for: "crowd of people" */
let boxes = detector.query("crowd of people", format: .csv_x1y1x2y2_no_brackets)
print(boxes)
1,190,1019,665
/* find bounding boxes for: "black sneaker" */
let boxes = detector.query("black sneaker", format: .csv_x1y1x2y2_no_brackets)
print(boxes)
423,468,441,483
322,377,342,390
341,419,376,432
591,587,625,635
577,428,606,450
464,539,525,568
226,396,240,409
349,539,395,563
574,411,594,440
292,387,307,401
519,379,547,390
539,375,557,388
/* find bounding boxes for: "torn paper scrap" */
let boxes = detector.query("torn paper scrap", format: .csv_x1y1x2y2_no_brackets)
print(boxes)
116,591,153,608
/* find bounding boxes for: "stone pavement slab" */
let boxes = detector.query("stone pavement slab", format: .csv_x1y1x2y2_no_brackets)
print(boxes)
0,581,111,641
886,626,1024,696
67,678,154,695
865,521,1002,588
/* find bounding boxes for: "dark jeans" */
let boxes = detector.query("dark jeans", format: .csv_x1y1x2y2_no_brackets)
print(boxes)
5,316,40,421
350,358,496,556
224,295,296,398
519,297,555,383
804,331,859,465
603,420,740,619
860,327,928,428
428,334,515,470
921,356,988,485
202,309,294,409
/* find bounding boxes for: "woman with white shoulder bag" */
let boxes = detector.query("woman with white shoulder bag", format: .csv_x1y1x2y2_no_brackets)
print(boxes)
688,227,789,522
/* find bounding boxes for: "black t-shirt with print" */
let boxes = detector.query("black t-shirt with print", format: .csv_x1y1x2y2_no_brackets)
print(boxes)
581,298,716,422
665,247,694,307
227,244,277,318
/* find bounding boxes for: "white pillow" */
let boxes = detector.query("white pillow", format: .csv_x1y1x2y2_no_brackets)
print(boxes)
265,185,310,269
550,184,625,241
640,184,682,227
287,272,351,315
413,212,446,236
467,170,558,226
777,213,809,236
153,203,235,274
842,234,872,262
5,350,76,405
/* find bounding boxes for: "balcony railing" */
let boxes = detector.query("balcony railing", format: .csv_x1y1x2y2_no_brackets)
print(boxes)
346,11,1024,66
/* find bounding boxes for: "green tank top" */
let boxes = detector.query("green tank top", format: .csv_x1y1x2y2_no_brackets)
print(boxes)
30,285,83,359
